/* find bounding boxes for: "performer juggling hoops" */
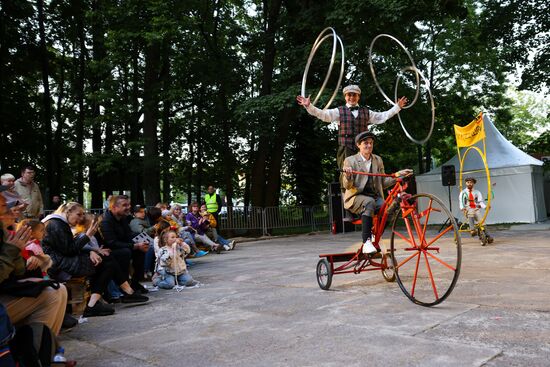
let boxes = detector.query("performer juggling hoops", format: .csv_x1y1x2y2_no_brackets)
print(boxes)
296,86,408,172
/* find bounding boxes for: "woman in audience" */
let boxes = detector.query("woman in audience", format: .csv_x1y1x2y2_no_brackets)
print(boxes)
0,191,67,335
42,202,148,317
200,203,235,251
185,202,221,253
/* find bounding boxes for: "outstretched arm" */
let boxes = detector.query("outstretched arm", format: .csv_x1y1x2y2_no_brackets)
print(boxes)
296,95,340,123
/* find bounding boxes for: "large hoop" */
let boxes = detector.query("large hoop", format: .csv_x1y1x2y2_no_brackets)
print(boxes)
368,33,420,109
395,66,435,145
458,146,492,226
301,27,345,110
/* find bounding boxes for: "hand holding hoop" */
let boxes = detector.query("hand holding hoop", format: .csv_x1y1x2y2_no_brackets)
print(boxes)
301,27,345,110
368,34,435,145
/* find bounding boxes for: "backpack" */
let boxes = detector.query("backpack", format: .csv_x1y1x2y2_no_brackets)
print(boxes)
9,323,58,367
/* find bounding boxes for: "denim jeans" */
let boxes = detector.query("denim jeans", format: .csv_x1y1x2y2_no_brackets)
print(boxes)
108,280,123,298
144,245,156,273
216,234,230,247
153,269,194,289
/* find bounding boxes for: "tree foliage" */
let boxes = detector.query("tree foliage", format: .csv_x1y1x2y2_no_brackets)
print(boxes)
0,0,547,208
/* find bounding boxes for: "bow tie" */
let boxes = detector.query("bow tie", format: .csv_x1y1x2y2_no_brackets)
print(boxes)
349,106,359,111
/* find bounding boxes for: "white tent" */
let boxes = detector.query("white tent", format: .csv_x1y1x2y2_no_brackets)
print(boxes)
415,114,547,224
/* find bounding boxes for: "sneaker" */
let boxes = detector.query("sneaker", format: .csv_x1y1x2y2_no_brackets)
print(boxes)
83,302,115,317
470,230,476,237
185,280,200,288
362,239,377,255
61,313,78,329
229,240,236,250
121,292,149,303
223,244,231,251
132,282,149,294
195,250,208,257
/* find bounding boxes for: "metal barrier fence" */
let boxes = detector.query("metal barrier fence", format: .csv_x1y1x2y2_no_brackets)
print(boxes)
45,205,330,236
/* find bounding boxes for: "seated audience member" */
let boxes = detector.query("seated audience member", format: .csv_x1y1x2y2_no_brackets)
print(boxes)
0,190,67,336
185,202,221,253
100,195,150,294
200,204,235,251
152,229,199,289
42,202,147,317
0,174,28,213
131,206,161,279
130,205,156,236
16,219,52,279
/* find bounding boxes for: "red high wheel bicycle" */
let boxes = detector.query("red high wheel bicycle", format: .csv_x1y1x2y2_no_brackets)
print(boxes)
317,172,462,307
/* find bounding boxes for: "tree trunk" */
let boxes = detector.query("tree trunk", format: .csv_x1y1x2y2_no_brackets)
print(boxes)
75,4,86,204
129,45,144,205
37,0,55,201
249,0,283,207
89,0,106,208
160,39,171,203
142,40,162,205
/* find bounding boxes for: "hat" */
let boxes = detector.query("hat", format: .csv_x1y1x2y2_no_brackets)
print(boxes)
465,177,477,184
355,131,376,145
343,85,361,95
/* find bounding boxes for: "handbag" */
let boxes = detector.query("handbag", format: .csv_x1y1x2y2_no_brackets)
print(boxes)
0,278,60,298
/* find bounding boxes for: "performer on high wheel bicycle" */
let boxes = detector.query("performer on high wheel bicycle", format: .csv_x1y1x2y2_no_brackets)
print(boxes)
342,131,413,255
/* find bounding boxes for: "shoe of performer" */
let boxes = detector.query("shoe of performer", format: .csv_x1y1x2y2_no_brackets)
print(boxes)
487,236,494,244
362,238,377,255
195,250,208,257
470,230,476,237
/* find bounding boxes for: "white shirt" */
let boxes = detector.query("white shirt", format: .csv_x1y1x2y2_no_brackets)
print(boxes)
305,103,401,124
359,153,372,173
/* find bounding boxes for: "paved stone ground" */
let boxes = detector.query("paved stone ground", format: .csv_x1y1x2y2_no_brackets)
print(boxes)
60,226,550,366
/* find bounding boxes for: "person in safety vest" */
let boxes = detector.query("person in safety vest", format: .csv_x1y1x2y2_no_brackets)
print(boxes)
203,185,222,223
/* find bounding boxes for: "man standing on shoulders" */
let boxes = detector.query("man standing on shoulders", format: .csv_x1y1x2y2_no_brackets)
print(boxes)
203,185,223,223
296,85,408,172
100,195,150,294
13,165,43,219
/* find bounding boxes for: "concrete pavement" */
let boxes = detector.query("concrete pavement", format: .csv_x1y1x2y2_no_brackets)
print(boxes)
60,227,550,366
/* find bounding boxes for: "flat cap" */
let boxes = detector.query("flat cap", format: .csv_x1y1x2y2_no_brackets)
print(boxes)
343,84,361,95
355,131,376,145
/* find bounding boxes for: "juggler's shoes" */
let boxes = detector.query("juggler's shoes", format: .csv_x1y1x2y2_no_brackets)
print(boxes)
362,239,377,255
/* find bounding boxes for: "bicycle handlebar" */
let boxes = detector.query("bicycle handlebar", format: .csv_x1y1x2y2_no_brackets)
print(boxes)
338,169,396,178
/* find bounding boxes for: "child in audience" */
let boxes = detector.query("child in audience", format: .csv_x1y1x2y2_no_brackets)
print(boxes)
152,229,199,289
17,219,52,278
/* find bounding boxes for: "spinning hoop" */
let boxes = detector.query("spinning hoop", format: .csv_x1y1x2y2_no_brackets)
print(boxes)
395,66,435,145
368,34,420,109
458,146,492,226
301,27,345,110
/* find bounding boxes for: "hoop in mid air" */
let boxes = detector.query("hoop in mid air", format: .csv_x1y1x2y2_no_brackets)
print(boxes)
301,27,345,110
368,34,435,145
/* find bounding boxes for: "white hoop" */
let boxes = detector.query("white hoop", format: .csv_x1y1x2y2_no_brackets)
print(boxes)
368,33,420,109
301,27,345,110
395,66,435,145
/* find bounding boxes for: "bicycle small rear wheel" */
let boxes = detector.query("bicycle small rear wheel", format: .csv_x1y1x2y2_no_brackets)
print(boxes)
390,193,461,306
381,253,396,282
316,258,333,290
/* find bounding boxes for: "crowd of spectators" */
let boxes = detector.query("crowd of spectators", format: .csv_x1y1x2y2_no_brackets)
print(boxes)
0,165,236,364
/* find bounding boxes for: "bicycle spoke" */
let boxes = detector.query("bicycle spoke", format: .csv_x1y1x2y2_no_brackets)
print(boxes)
422,251,439,300
425,251,457,272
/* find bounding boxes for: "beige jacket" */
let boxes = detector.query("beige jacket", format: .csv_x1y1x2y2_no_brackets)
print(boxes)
342,152,395,210
14,179,43,218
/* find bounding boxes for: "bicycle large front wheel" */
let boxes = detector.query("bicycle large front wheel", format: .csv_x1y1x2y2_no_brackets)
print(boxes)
390,193,461,307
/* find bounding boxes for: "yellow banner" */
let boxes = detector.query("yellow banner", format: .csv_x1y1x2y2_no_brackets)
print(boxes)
454,113,485,147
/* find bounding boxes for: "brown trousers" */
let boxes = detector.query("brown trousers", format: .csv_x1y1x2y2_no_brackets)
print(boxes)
0,284,68,335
